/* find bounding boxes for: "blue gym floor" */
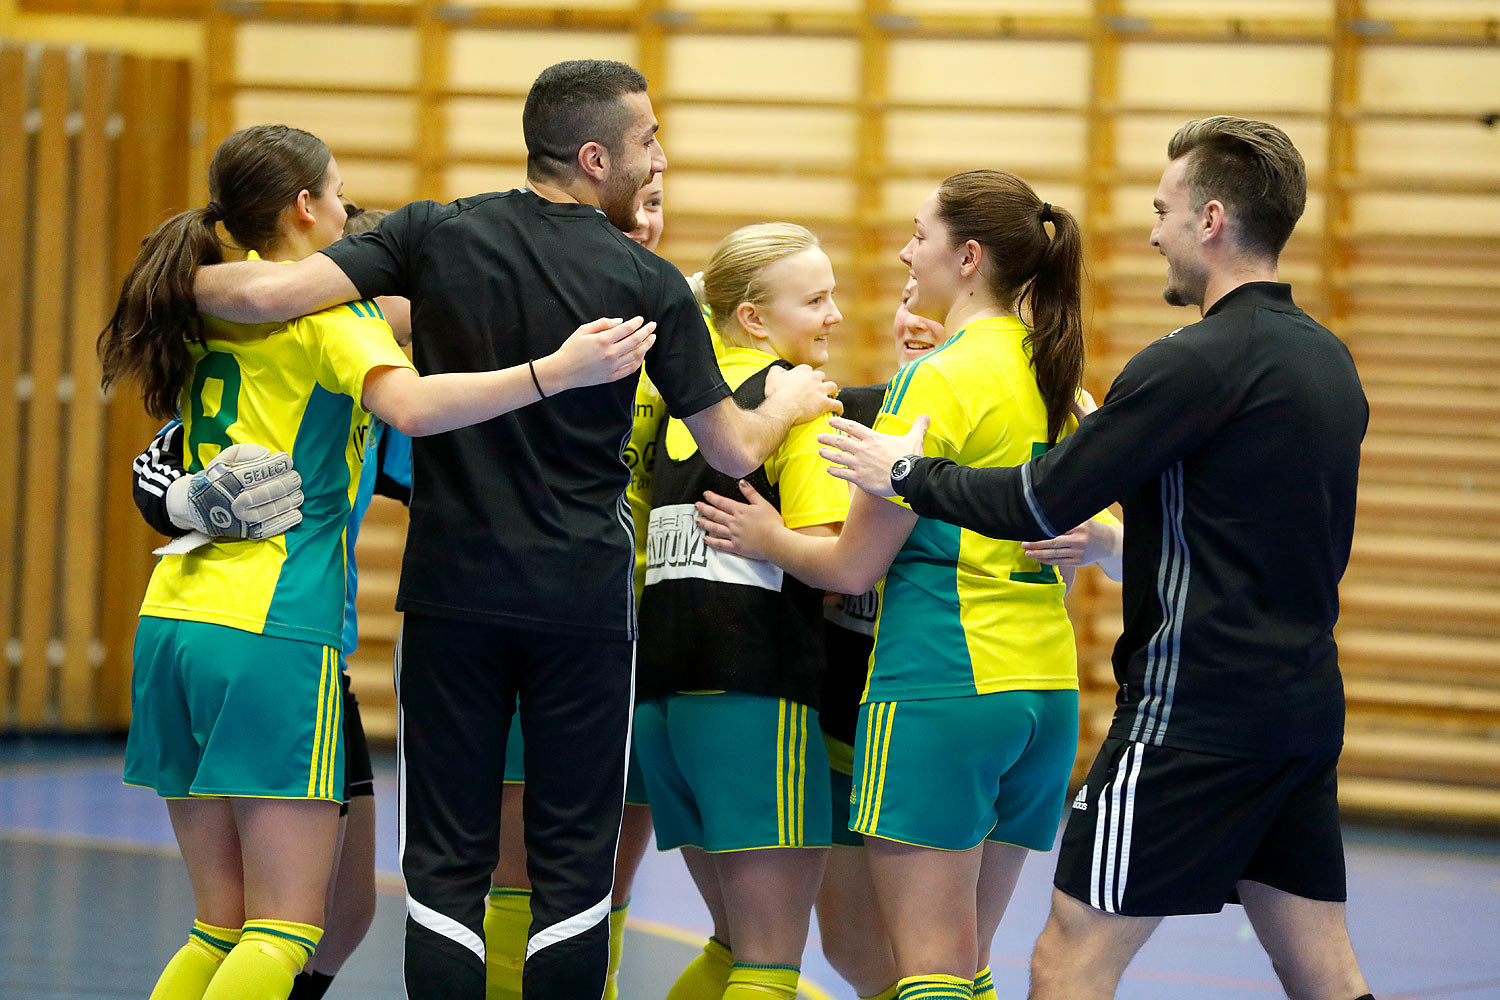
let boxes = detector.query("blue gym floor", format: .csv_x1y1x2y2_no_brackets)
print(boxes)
3,737,1499,1000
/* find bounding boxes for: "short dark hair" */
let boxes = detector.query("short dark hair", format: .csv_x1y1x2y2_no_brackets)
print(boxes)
523,60,648,180
1167,116,1306,258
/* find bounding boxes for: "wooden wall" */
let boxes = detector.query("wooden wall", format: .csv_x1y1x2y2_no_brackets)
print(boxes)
0,41,194,730
5,0,1498,824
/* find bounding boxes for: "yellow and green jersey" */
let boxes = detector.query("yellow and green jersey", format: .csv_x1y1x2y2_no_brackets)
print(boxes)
140,291,415,648
867,315,1079,702
660,343,850,531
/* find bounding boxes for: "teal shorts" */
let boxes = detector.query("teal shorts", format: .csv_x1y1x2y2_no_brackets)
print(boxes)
123,616,344,801
634,693,832,852
824,734,863,848
503,698,649,806
852,689,1078,852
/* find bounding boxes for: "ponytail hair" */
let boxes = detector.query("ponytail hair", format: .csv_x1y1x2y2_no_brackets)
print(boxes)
99,124,333,419
694,223,820,344
98,209,224,419
935,170,1085,444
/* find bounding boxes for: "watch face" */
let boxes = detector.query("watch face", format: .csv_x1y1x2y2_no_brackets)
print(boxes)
892,457,913,482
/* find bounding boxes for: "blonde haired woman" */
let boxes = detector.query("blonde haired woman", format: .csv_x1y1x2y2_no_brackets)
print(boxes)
634,223,847,1000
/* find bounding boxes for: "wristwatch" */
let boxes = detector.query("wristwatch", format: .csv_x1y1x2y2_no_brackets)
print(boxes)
890,454,921,492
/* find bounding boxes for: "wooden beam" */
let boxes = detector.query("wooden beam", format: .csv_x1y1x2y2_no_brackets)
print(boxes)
17,48,73,726
58,49,117,728
0,46,35,725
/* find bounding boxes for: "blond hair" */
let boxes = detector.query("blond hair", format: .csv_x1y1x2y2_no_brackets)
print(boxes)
692,223,820,342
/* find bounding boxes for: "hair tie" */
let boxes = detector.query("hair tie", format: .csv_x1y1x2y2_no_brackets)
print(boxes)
205,201,225,222
1039,203,1054,224
529,358,547,400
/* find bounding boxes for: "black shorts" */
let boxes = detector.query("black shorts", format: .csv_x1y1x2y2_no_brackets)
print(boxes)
340,669,375,814
1054,737,1346,916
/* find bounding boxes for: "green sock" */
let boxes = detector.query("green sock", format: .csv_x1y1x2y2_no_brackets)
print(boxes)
861,984,901,1000
972,966,996,1000
203,920,322,1000
723,961,799,999
149,920,242,1000
603,898,630,1000
664,936,734,1000
484,887,531,1000
895,973,974,1000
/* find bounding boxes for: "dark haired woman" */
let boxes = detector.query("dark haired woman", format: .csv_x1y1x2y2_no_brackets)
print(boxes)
99,123,653,1000
695,170,1092,1000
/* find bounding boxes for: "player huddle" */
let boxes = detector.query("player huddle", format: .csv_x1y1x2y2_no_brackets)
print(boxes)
101,57,1376,1000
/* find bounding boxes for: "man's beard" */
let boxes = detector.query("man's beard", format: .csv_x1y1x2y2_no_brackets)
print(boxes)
1161,259,1206,308
602,165,648,233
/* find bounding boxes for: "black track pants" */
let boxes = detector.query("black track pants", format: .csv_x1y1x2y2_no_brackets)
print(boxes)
396,613,632,1000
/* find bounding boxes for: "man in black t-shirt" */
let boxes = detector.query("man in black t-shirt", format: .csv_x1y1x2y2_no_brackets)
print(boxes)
194,61,839,1000
822,118,1377,1000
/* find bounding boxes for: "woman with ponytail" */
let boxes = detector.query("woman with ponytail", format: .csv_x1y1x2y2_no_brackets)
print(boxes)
695,170,1106,1000
100,123,653,1000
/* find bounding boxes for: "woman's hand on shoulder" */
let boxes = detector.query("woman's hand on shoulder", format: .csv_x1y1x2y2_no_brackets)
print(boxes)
535,315,657,394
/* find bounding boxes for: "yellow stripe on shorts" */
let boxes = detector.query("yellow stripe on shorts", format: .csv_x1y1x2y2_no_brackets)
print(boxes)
796,704,808,844
321,648,341,798
870,702,895,831
780,701,792,851
307,646,331,797
775,700,810,847
856,705,873,829
856,703,896,833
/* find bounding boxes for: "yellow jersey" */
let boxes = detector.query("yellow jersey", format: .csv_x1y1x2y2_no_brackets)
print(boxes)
140,295,415,647
661,343,849,531
868,316,1079,701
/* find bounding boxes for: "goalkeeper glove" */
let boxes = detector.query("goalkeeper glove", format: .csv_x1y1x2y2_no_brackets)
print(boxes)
165,443,304,540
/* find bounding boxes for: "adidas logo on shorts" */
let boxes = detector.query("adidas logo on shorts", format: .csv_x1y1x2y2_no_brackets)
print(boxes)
1071,787,1089,812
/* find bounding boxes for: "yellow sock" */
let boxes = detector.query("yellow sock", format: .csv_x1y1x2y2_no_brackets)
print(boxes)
895,973,974,1000
664,936,734,1000
972,966,996,1000
861,984,901,1000
603,898,630,1000
723,962,799,999
203,920,322,1000
484,887,531,1000
149,920,242,1000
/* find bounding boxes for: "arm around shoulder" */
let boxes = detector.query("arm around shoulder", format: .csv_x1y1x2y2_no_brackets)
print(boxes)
362,316,656,437
194,252,359,323
684,364,841,478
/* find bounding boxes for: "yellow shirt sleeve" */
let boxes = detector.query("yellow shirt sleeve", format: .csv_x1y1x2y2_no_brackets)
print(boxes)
303,302,415,403
873,361,969,458
872,360,971,511
769,413,850,530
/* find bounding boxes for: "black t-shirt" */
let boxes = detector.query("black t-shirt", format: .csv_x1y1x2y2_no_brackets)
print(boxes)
897,283,1368,759
321,188,730,638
